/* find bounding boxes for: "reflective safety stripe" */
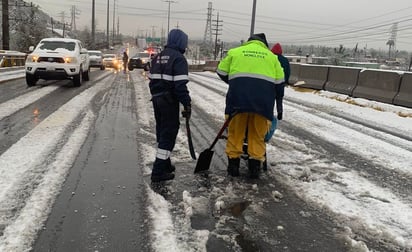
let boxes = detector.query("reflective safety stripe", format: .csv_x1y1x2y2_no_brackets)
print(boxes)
229,72,285,85
216,69,228,76
148,73,189,81
156,148,171,160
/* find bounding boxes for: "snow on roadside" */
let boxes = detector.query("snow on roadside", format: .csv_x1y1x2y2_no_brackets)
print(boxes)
131,71,209,252
190,71,412,249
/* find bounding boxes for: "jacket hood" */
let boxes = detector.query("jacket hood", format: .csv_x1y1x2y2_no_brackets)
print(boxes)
271,43,282,55
166,29,188,53
247,33,268,48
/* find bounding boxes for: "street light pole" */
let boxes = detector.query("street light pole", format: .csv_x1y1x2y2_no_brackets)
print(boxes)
106,0,110,48
163,0,176,34
92,0,95,49
250,0,257,37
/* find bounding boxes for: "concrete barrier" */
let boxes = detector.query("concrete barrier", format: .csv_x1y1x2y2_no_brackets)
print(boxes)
352,69,402,104
324,66,361,96
289,63,300,84
203,60,219,71
188,64,205,72
393,72,412,108
297,64,329,90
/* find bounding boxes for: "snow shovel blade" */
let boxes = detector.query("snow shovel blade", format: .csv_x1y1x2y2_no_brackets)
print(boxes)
194,111,238,174
194,148,214,173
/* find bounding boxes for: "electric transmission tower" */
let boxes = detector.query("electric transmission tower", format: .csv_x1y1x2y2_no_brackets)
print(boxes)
70,5,80,31
386,22,398,59
212,12,223,60
203,2,213,44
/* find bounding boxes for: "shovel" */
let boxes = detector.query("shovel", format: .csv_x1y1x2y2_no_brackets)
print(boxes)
185,116,196,160
194,113,236,173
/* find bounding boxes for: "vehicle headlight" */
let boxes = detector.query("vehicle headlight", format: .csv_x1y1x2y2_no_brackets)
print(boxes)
141,59,147,63
64,57,77,63
114,59,118,64
26,55,38,63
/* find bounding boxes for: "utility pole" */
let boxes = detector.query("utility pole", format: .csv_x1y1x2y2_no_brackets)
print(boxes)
212,12,222,60
106,0,109,48
250,0,257,37
2,0,10,50
91,0,95,49
163,0,176,35
117,16,119,36
112,0,116,46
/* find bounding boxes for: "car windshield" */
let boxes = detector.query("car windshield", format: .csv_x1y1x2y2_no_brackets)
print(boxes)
88,52,102,56
39,41,76,51
103,54,116,59
137,53,150,58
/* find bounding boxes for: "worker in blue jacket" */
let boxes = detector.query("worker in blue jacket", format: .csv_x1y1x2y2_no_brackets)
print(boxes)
148,29,191,182
271,43,290,120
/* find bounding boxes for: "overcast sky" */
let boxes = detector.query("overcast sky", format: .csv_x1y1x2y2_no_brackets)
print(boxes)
30,0,412,51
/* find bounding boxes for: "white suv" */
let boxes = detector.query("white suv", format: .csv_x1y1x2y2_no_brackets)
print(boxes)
25,38,90,87
88,50,105,70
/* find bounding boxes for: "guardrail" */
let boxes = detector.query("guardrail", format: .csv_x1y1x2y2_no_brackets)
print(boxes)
0,50,27,68
189,61,412,109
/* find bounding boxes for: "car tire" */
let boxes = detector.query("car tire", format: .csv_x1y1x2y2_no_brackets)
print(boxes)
128,66,133,71
100,65,105,70
144,64,150,71
73,70,82,87
26,73,37,87
83,67,90,81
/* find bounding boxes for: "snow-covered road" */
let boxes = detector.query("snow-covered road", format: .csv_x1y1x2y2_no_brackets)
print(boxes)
0,69,411,251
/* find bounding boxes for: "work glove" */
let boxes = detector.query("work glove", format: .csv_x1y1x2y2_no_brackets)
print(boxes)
277,112,283,120
182,105,191,119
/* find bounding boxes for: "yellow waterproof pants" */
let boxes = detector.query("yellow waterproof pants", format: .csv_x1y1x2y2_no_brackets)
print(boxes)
226,113,269,162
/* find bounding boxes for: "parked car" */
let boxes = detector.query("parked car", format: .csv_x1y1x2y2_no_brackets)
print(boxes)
102,53,121,70
88,50,105,70
128,52,151,71
25,37,90,87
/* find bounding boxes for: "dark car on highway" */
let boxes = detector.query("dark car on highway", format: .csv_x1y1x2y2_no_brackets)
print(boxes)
128,52,151,71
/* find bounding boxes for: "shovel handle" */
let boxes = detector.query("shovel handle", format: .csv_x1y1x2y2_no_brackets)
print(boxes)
209,112,237,150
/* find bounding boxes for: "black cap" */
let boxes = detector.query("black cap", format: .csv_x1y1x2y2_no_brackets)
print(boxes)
247,33,269,47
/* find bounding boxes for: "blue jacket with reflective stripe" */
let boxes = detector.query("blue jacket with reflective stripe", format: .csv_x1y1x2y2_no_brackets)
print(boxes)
149,29,191,107
217,40,284,120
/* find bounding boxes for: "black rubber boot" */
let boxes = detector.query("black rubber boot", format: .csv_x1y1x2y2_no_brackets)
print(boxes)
227,157,240,177
151,158,175,182
262,152,268,171
166,158,176,173
248,159,261,179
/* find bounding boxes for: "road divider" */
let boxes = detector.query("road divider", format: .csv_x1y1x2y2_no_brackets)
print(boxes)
393,72,412,108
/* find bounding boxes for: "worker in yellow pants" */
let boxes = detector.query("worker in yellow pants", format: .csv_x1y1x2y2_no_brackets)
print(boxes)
226,113,269,178
216,33,284,178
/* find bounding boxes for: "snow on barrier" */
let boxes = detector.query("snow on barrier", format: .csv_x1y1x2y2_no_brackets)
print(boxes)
188,64,204,72
190,60,411,109
352,69,402,104
393,72,412,108
324,66,361,96
203,60,219,71
297,64,329,90
189,60,219,72
0,50,26,68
